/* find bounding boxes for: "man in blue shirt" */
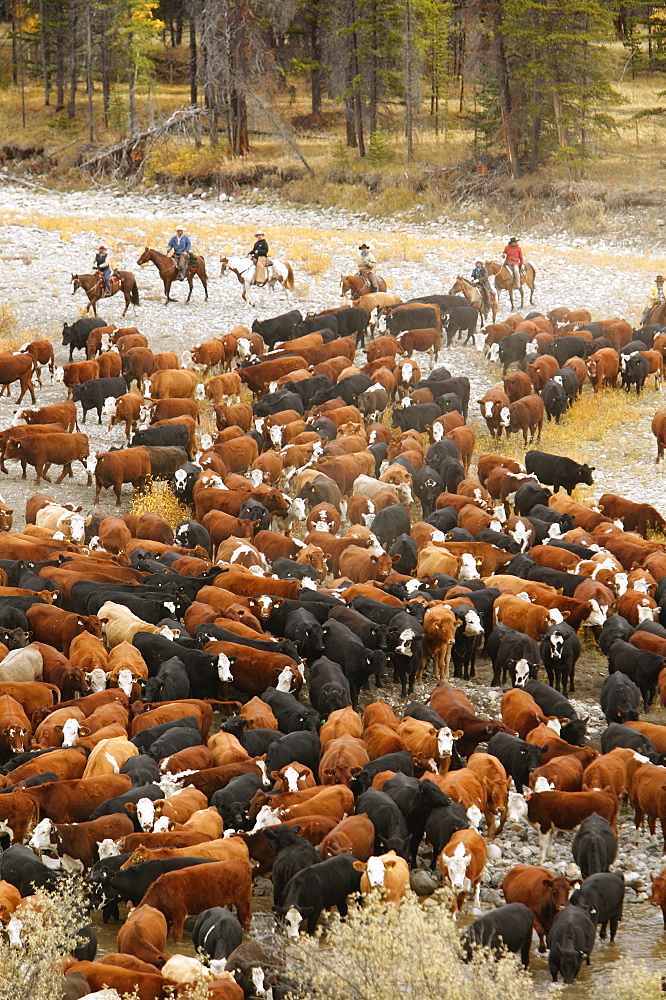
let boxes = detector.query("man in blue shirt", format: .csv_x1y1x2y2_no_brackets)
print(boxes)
94,246,112,294
167,226,191,280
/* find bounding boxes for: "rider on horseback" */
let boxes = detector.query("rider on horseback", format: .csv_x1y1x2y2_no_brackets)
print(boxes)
501,237,525,286
471,261,492,311
357,243,380,292
167,226,191,280
642,274,665,324
250,231,269,284
94,246,112,295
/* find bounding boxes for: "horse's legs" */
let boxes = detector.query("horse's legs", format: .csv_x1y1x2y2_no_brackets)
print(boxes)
122,293,130,317
186,279,193,304
164,278,173,304
200,271,208,301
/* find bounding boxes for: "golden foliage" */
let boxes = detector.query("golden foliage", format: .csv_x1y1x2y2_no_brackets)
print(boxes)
130,478,189,528
0,302,23,352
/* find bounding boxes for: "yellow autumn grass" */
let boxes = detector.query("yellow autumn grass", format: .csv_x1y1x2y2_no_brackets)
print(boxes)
0,303,24,352
130,479,188,529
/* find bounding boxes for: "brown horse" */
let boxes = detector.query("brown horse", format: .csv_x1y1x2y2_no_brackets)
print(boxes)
71,271,139,317
340,273,387,299
449,275,498,323
646,301,666,326
485,260,536,309
136,247,208,304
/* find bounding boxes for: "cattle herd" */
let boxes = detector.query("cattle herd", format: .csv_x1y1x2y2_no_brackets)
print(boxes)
0,289,666,997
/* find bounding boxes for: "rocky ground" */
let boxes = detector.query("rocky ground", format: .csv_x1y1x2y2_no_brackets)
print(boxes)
2,181,666,991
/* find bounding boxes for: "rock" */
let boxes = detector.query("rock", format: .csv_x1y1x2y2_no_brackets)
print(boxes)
487,844,502,861
410,870,439,896
624,871,642,889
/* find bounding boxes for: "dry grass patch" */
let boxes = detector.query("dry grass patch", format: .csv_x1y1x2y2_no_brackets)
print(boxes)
130,479,188,529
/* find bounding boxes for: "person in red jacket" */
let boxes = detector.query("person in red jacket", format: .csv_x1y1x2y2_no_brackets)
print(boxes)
502,237,525,287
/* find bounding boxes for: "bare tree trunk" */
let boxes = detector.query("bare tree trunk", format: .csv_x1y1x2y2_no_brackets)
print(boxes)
491,3,520,178
189,14,197,105
55,16,65,111
404,0,414,161
68,0,77,120
38,0,50,105
101,3,110,128
348,0,364,156
86,4,94,141
310,16,322,114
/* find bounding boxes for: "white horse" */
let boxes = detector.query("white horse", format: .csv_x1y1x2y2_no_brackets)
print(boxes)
219,255,295,305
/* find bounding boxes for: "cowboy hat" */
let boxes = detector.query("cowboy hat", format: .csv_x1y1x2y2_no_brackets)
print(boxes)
508,237,519,244
175,225,185,231
359,242,374,251
657,275,665,282
255,230,265,236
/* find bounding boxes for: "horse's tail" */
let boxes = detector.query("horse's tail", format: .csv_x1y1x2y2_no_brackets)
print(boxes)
198,256,208,280
131,279,140,306
285,262,295,291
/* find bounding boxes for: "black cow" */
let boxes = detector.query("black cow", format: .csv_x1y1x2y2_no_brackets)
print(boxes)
598,615,635,656
488,626,541,687
422,376,470,421
541,380,568,423
350,751,415,796
173,519,211,555
320,624,386,707
283,608,325,662
632,323,662,347
527,505,575,533
599,722,664,764
384,306,439,336
386,610,426,698
621,353,649,394
261,688,319,733
264,824,321,908
273,854,362,935
462,903,535,968
62,318,107,362
333,306,368,345
132,634,231,700
607,639,666,712
264,730,321,776
272,557,320,582
600,671,641,724
525,449,595,495
355,788,411,860
571,814,618,879
514,481,552,515
192,907,244,963
499,331,532,374
252,390,304,418
450,606,484,681
281,375,332,408
547,904,596,983
426,507,458,533
389,534,418,575
88,783,163,831
423,800,469,870
309,374,372,407
106,857,213,906
411,467,444,519
147,726,203,762
486,732,543,794
210,772,265,828
0,844,62,895
293,314,339,339
308,657,352,717
120,754,160,786
71,376,127,424
382,772,452,865
554,367,579,405
219,718,282,761
570,871,624,942
526,566,587,598
546,336,591,367
251,310,303,349
434,392,463,415
327,606,388,652
173,462,202,504
446,305,479,346
540,622,581,696
436,455,465,494
391,402,442,434
371,502,411,548
143,656,190,702
129,717,201,752
523,680,588,745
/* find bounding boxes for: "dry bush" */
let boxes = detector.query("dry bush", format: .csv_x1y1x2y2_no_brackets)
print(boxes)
597,960,666,1000
0,302,22,352
286,892,533,1000
130,479,189,529
0,876,87,1000
300,249,332,279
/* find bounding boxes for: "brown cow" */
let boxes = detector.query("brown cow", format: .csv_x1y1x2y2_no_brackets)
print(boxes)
26,605,103,656
526,788,618,860
117,904,170,968
5,432,89,486
0,353,36,404
502,864,570,951
429,682,513,757
20,339,55,384
478,389,510,439
93,446,152,505
17,401,77,433
501,395,544,445
586,348,619,392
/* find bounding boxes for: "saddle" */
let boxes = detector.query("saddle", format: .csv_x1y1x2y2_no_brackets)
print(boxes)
359,272,379,292
97,270,120,296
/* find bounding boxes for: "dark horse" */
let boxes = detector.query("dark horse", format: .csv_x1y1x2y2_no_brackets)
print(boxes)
72,271,140,317
136,247,208,304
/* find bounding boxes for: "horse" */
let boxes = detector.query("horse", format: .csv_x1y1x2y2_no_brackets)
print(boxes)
219,255,295,305
136,247,208,305
340,273,387,299
484,260,536,309
646,301,666,326
449,275,498,323
71,271,139,317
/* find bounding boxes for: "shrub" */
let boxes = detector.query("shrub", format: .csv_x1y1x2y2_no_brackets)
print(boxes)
0,876,87,1000
286,892,533,1000
597,960,666,1000
130,479,189,528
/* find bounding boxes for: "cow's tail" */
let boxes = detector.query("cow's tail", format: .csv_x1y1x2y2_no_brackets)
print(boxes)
285,262,296,291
